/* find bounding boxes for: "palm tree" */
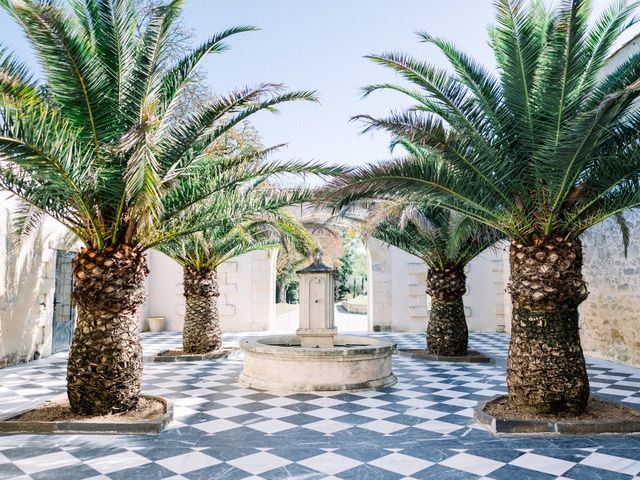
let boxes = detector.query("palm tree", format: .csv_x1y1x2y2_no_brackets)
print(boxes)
0,0,339,415
351,201,500,356
325,0,640,415
156,188,316,354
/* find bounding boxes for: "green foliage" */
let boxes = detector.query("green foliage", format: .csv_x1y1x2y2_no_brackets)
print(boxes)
361,200,502,271
325,0,640,247
156,187,317,272
334,230,367,300
0,0,342,251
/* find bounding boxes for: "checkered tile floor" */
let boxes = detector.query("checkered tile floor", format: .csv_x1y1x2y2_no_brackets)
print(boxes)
1,332,640,479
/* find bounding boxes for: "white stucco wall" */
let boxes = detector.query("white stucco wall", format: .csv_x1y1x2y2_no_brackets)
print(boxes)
366,238,508,333
143,248,276,333
0,200,71,365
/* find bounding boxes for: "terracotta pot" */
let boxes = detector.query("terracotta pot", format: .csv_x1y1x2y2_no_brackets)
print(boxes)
147,316,165,332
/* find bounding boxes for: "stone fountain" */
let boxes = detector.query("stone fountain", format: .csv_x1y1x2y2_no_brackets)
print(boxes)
239,254,396,392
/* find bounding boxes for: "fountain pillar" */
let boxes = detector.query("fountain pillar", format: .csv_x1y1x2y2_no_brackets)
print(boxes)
296,255,337,348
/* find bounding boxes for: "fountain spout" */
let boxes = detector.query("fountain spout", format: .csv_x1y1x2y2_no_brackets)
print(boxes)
295,253,337,348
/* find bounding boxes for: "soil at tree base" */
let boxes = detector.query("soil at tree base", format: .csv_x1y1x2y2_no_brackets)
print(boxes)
12,395,165,422
485,395,640,421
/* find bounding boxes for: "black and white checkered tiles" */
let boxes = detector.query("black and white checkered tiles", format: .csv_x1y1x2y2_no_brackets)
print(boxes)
1,332,640,479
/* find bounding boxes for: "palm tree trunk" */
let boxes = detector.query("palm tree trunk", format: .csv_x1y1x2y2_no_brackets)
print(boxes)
426,267,468,356
277,281,287,304
182,267,222,354
507,238,590,415
67,246,147,415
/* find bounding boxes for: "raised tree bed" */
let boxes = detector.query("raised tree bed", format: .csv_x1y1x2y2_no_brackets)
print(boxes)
151,348,233,362
475,395,640,435
397,349,493,363
0,395,173,435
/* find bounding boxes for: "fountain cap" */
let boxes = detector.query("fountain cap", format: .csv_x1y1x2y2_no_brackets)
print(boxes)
296,251,337,274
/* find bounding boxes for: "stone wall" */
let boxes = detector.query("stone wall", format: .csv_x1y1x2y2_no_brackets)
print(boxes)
580,213,640,366
144,248,276,333
0,202,69,365
368,238,508,334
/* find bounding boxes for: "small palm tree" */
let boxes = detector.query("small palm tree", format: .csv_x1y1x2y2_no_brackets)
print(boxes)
326,0,640,415
156,188,316,354
353,201,500,356
0,0,339,415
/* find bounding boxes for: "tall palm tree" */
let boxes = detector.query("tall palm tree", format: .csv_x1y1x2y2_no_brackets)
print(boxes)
156,188,316,354
0,0,339,415
351,201,500,356
325,0,640,415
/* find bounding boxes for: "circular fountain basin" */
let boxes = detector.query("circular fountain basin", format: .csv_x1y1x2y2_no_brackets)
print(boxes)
239,335,397,392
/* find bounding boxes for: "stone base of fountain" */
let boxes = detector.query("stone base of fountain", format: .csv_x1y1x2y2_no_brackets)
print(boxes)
239,334,396,392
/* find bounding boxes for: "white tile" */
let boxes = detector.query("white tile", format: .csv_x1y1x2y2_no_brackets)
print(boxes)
433,390,468,399
306,397,345,407
228,452,291,474
256,407,298,419
193,418,240,433
173,406,199,418
204,406,247,418
173,397,209,406
440,453,504,476
158,381,186,388
393,390,427,398
306,407,347,419
405,408,448,420
414,420,464,434
352,398,390,408
14,451,80,474
580,452,640,475
298,452,362,475
474,389,506,397
370,453,433,476
443,398,478,408
350,389,386,397
260,396,300,407
246,419,296,433
157,452,221,474
359,419,409,434
397,399,436,408
224,388,256,397
216,396,254,406
356,408,397,420
303,419,352,434
85,451,150,474
184,388,215,396
510,453,575,476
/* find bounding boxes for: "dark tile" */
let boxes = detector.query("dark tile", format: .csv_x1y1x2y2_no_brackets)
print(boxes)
331,445,392,462
400,446,454,463
1,447,62,461
547,436,600,449
0,463,25,480
564,464,633,480
337,463,402,479
284,402,327,413
64,445,128,461
463,447,524,463
262,463,327,479
411,463,482,479
128,446,193,461
330,403,370,414
31,463,100,480
108,462,175,480
185,463,249,480
266,447,322,462
490,464,556,480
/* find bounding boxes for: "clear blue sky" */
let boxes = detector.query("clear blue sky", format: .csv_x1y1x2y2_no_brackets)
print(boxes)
0,0,620,173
